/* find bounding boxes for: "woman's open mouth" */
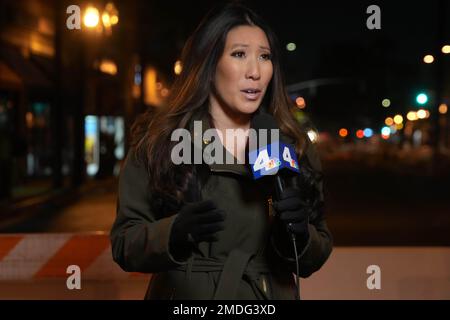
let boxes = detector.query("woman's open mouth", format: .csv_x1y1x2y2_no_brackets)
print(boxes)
240,88,262,101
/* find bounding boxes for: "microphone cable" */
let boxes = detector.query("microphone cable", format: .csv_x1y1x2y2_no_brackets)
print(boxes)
289,228,301,301
276,176,301,300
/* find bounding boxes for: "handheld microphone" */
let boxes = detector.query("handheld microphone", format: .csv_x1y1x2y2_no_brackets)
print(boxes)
248,113,300,200
249,112,302,300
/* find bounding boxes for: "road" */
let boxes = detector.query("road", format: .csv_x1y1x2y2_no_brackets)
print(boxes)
4,166,450,246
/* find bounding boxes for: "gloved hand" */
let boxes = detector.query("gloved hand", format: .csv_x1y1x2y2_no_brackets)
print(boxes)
272,187,311,244
169,199,226,251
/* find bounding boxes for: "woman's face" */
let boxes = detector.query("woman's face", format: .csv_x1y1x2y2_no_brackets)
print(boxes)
211,25,273,116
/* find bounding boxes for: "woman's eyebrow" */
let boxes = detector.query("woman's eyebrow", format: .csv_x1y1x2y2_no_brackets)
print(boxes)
230,43,271,51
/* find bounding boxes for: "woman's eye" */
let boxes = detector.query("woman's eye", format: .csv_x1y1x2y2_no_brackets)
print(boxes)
260,53,272,61
231,51,246,58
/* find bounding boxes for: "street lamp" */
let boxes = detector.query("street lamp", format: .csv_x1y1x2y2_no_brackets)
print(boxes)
407,111,418,121
83,3,119,34
438,103,448,114
286,43,296,51
393,115,403,124
382,98,391,107
423,54,434,64
416,93,428,105
84,6,100,28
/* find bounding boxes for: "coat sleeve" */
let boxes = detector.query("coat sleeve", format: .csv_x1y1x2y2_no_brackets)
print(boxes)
109,149,188,273
270,141,333,278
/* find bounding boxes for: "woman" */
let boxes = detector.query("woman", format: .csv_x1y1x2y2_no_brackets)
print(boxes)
110,3,332,300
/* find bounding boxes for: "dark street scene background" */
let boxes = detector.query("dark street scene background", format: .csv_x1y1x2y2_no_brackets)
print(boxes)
0,0,449,299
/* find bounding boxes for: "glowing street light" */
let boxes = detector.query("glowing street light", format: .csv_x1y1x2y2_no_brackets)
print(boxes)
286,43,296,51
439,104,448,114
381,126,391,136
98,59,117,75
385,117,394,126
442,45,450,54
363,128,373,138
407,111,418,121
423,55,434,64
84,3,119,32
295,97,306,109
339,128,348,138
356,130,364,139
105,3,119,25
102,12,111,27
84,6,100,28
393,114,403,125
417,109,427,119
382,98,391,107
416,93,428,105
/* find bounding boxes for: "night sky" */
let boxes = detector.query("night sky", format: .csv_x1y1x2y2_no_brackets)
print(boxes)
135,0,449,131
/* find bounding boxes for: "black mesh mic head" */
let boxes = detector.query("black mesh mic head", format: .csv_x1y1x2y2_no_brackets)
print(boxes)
250,113,280,148
251,113,279,131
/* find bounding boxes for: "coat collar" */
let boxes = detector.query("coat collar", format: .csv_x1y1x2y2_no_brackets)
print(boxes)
187,109,251,177
186,109,296,178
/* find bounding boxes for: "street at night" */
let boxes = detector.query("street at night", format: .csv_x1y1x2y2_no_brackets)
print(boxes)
0,0,449,305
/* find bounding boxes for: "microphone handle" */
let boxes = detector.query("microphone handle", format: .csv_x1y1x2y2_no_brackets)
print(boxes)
275,174,284,201
275,174,296,236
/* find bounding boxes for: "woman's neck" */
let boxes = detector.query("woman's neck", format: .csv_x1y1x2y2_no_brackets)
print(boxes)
209,105,251,133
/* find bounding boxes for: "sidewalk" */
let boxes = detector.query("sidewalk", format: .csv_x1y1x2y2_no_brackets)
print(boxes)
0,239,448,299
0,177,118,232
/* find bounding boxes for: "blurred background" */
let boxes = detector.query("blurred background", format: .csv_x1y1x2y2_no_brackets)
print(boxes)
1,0,449,244
0,0,449,300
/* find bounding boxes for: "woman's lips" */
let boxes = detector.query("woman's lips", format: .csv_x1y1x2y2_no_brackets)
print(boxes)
240,90,261,101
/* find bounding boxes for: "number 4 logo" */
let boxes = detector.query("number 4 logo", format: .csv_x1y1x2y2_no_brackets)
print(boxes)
253,149,270,172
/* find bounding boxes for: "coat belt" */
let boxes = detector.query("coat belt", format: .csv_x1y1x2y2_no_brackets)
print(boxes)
174,249,271,299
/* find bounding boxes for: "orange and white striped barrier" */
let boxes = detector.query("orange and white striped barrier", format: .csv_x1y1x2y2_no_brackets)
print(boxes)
1,234,450,299
0,233,149,281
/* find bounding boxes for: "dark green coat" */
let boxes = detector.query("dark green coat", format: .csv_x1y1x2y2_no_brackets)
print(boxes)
110,113,333,300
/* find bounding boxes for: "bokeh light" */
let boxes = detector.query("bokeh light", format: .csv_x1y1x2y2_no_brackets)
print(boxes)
356,130,364,139
84,7,100,28
417,109,427,119
382,99,391,107
295,97,306,109
363,128,373,138
407,111,418,121
385,117,394,126
423,55,434,64
286,43,296,51
393,115,403,124
339,128,348,138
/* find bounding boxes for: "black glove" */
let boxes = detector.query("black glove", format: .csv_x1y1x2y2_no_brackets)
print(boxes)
272,187,311,244
169,200,226,258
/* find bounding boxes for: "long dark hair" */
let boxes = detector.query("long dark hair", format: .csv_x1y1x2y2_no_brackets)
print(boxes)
130,3,308,206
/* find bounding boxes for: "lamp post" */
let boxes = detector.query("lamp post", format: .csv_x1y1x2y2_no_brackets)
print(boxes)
71,3,119,187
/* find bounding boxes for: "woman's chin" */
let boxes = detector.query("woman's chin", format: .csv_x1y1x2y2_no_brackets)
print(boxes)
235,102,261,115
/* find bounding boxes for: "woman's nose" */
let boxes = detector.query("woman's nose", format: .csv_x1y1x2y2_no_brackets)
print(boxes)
245,58,261,80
